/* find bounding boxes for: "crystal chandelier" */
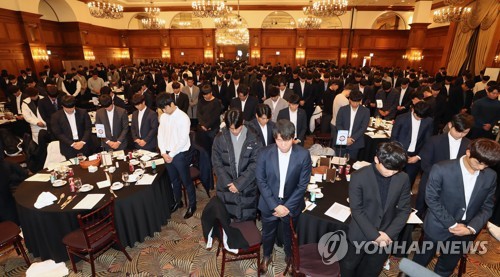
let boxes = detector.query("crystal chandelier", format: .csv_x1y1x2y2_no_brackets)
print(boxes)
305,0,349,17
298,16,322,29
87,0,123,19
144,1,160,17
142,1,165,29
433,6,471,23
192,1,230,18
215,14,241,29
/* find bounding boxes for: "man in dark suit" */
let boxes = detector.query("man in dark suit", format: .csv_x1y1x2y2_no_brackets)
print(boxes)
413,139,500,276
251,72,270,103
341,142,411,276
448,80,474,116
38,85,62,134
293,73,314,123
7,85,26,117
375,81,399,120
223,74,239,109
51,95,93,159
230,85,258,122
277,94,307,146
171,81,189,114
95,94,129,151
100,86,126,110
391,101,433,187
335,90,370,161
395,78,414,116
130,93,158,152
416,113,473,218
256,119,312,274
247,104,275,147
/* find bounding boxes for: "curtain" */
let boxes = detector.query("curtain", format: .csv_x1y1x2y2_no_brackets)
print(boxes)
459,27,480,75
447,0,499,76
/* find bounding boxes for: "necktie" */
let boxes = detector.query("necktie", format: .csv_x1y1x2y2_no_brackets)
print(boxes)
52,100,57,110
175,94,178,104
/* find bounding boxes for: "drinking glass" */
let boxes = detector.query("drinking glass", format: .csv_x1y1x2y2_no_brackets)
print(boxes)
73,177,82,191
77,153,85,162
108,149,114,161
122,172,129,186
344,153,350,164
140,160,146,169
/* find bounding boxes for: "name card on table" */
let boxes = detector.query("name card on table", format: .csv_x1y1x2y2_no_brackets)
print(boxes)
73,194,105,210
146,158,164,167
137,174,157,185
26,173,52,182
336,130,349,146
95,124,105,138
324,202,351,222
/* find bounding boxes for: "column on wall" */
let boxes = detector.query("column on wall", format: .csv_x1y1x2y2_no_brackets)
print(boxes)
203,29,215,64
249,29,261,66
20,12,47,77
404,0,432,68
295,29,306,67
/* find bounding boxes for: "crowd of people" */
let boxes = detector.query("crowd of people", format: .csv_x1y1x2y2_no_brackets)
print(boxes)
1,60,500,276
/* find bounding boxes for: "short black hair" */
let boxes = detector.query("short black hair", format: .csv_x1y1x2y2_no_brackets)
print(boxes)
25,87,38,97
376,142,408,171
255,103,272,118
61,95,76,108
130,93,145,106
237,84,249,96
225,109,244,128
201,84,212,95
47,86,59,98
450,113,474,132
288,93,300,105
172,81,181,89
431,83,442,91
100,86,111,95
232,74,240,80
268,86,279,97
99,94,112,108
273,119,295,140
464,80,474,89
156,92,174,109
382,81,392,90
401,78,410,85
7,85,20,96
349,89,363,102
413,101,431,118
468,138,500,167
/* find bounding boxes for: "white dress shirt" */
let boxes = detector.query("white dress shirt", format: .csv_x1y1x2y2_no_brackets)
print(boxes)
399,88,407,105
349,107,358,136
448,132,462,159
106,107,114,136
408,112,421,153
278,147,292,198
289,108,298,138
64,110,79,140
241,98,247,112
261,81,266,98
157,107,191,158
15,94,22,114
279,89,286,99
234,84,239,98
300,81,305,96
260,123,268,146
137,108,146,137
459,156,479,220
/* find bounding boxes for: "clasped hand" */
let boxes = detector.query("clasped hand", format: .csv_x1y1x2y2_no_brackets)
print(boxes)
273,205,290,218
374,231,392,247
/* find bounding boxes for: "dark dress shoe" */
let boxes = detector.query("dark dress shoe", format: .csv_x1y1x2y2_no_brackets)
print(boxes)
259,257,272,274
183,206,196,219
170,201,184,213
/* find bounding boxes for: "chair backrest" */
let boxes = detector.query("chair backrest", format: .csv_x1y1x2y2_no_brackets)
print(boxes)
77,198,116,250
319,157,330,167
312,165,329,175
288,217,301,273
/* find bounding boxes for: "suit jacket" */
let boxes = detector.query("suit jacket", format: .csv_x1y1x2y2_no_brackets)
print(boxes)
335,105,370,150
181,85,200,118
230,95,258,122
293,81,315,111
172,92,189,114
38,94,63,132
425,159,497,241
112,95,126,109
396,86,414,114
7,93,26,115
279,88,294,102
139,89,155,110
264,97,288,123
419,133,469,186
391,112,433,155
131,107,158,151
251,80,270,102
375,88,399,120
51,108,92,159
448,86,473,115
348,165,411,242
277,108,307,145
246,118,275,147
256,144,312,217
95,105,129,150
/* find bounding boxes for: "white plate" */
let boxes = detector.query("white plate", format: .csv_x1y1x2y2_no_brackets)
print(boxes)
134,169,145,175
111,182,124,190
127,175,138,182
79,184,94,192
130,159,140,166
140,155,151,162
52,180,67,187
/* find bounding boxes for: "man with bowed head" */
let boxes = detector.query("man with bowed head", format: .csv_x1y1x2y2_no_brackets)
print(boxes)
256,119,312,274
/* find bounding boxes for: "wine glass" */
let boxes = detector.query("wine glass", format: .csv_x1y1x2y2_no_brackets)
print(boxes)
140,160,146,169
77,153,85,162
108,149,114,161
73,177,82,191
344,153,350,164
122,172,129,186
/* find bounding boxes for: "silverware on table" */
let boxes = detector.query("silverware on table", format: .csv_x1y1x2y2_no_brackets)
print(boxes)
57,193,65,204
302,203,313,213
109,188,118,198
61,195,76,209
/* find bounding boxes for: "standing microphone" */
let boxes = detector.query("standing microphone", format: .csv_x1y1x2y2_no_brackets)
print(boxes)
399,258,440,277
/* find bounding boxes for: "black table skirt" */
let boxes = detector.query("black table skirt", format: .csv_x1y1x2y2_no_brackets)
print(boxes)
297,178,350,245
14,160,173,262
358,134,390,162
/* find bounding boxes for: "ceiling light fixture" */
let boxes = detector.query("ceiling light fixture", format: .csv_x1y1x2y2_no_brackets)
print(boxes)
298,16,322,29
192,0,231,18
88,0,123,19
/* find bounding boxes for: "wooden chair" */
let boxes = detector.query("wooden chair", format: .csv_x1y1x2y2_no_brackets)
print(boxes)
312,165,329,175
62,198,132,276
0,221,30,266
313,133,333,147
216,220,262,277
284,217,340,277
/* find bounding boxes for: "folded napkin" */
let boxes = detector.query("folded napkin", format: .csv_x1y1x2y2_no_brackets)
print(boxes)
34,192,58,209
26,259,69,277
352,161,371,170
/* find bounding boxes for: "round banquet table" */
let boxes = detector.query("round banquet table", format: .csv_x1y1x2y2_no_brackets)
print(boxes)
14,159,173,262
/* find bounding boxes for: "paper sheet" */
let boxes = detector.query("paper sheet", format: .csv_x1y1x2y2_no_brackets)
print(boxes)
312,174,323,183
407,211,423,224
96,180,111,189
304,200,317,211
26,173,52,182
73,194,105,210
138,149,159,158
46,161,72,171
112,150,125,157
146,158,164,167
324,202,351,222
136,173,157,185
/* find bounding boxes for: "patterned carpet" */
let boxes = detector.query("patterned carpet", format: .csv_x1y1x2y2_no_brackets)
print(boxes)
2,186,500,276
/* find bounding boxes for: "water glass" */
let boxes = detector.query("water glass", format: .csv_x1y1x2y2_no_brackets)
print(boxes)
77,153,85,162
122,172,129,186
73,177,82,191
